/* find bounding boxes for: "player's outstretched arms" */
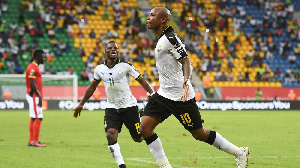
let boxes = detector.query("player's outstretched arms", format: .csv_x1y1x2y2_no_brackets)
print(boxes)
73,80,101,118
73,105,83,118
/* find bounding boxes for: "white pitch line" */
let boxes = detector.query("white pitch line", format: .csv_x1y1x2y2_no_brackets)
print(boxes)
126,158,192,168
169,155,300,159
127,155,300,161
126,156,300,168
253,156,300,159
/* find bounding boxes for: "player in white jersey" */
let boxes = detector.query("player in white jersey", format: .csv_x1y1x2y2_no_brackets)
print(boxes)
73,41,154,168
139,7,250,168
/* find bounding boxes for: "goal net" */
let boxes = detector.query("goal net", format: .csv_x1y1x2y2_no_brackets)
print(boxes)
0,74,78,106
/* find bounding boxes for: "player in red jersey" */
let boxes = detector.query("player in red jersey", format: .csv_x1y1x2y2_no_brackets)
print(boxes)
25,50,46,147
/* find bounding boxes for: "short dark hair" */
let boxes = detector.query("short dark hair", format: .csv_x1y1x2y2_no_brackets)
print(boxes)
33,49,45,59
106,41,116,47
105,41,118,51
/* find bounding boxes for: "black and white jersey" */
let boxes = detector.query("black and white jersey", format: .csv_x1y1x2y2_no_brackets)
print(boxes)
94,59,141,108
155,26,195,101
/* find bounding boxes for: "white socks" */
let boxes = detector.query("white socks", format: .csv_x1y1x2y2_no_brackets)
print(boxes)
148,137,166,162
147,137,171,168
212,132,240,156
108,142,125,166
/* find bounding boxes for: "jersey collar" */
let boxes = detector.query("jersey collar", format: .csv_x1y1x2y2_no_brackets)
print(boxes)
32,62,38,66
159,25,174,38
104,58,120,68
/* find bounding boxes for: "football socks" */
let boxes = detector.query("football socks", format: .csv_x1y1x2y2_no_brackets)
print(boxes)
108,142,125,166
33,119,42,142
145,134,170,165
29,120,34,142
212,131,240,156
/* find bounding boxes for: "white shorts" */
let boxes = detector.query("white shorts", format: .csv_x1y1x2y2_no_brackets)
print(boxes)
26,94,43,118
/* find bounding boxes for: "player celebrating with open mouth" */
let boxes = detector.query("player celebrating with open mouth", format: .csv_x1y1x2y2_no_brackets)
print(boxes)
139,7,250,168
73,41,154,168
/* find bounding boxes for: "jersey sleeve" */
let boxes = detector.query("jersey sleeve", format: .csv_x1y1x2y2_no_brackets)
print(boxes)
126,63,141,80
166,33,188,61
28,67,37,79
93,66,102,81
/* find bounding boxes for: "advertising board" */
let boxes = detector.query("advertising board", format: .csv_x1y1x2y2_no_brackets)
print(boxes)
1,100,299,111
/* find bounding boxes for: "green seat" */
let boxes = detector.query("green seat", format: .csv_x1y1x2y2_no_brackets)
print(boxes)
59,81,67,85
38,38,46,43
44,81,54,86
56,57,63,62
65,81,72,86
75,71,81,77
44,43,51,48
62,52,67,57
56,66,64,72
84,81,90,85
79,81,84,86
53,81,59,85
0,81,9,85
68,38,74,44
67,52,74,57
61,37,68,43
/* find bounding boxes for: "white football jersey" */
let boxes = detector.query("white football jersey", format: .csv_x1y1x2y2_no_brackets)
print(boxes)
155,26,195,101
94,59,141,108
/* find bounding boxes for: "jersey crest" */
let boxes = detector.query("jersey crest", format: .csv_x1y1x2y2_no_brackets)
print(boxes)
30,69,35,76
157,44,162,52
118,68,123,74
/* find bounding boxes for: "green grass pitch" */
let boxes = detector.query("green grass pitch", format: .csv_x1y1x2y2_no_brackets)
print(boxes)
0,110,299,168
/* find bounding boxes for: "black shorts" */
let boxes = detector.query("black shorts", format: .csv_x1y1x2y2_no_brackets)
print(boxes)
144,93,203,131
104,106,142,139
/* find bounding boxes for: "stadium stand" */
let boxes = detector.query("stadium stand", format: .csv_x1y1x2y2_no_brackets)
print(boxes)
0,0,84,86
70,0,162,86
0,0,299,88
162,0,300,87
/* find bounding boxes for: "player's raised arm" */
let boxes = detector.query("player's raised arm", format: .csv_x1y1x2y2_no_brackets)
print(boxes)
73,79,100,118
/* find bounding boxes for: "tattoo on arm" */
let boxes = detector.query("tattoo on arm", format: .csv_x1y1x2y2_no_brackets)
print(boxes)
180,58,192,81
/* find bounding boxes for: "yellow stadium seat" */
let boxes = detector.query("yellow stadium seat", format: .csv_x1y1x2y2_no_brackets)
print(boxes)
92,61,98,67
217,81,223,87
74,43,79,48
241,82,247,87
253,82,259,87
82,56,87,63
275,82,282,87
247,82,253,87
223,82,229,87
212,81,218,87
258,82,264,87
94,57,100,63
264,82,270,87
270,82,276,87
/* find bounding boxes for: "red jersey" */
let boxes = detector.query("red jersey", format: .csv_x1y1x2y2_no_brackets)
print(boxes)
26,62,43,97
